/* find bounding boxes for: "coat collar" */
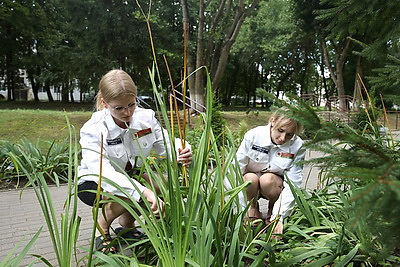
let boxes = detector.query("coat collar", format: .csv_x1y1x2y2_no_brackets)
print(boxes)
103,108,145,139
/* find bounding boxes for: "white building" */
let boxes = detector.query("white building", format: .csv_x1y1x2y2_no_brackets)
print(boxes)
0,69,82,102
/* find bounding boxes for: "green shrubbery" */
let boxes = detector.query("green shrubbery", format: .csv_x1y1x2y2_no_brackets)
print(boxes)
0,139,70,188
2,95,400,266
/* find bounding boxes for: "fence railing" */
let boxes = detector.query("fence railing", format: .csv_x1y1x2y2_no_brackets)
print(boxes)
170,89,206,114
325,95,355,112
300,94,319,107
383,110,400,130
137,97,152,109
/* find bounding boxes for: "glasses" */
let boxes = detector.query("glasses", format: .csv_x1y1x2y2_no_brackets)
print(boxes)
107,99,138,113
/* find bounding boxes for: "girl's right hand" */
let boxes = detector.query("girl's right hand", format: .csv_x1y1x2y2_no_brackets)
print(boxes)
142,188,164,215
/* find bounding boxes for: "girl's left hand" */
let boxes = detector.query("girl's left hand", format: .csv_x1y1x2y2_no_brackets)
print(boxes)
178,147,192,166
271,221,284,240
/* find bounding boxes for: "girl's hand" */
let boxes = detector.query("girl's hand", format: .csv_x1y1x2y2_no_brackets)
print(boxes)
178,147,192,166
271,221,284,240
142,188,164,215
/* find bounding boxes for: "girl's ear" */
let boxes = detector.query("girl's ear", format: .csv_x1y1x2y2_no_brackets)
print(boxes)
269,117,275,125
101,98,108,109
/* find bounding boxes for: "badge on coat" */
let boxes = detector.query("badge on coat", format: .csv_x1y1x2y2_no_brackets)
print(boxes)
106,137,123,145
277,152,295,159
251,144,269,154
135,128,152,138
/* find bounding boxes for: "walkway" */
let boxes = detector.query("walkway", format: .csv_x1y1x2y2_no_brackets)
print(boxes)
0,150,321,266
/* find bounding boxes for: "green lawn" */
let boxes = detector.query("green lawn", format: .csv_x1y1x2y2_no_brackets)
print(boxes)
2,100,399,145
0,101,272,144
0,109,91,144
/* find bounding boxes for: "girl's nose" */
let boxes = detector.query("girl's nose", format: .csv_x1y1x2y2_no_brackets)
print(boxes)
123,108,132,116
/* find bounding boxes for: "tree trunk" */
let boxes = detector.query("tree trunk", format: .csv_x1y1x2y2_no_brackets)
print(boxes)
5,53,15,101
211,0,260,90
6,69,15,101
321,38,351,111
44,82,54,102
61,83,69,102
27,68,40,101
300,53,309,95
70,89,75,103
181,0,259,110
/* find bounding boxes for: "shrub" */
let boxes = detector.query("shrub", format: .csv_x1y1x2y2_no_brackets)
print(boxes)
0,139,70,188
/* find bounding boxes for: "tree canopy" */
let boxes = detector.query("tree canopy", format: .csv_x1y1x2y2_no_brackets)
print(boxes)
0,0,399,109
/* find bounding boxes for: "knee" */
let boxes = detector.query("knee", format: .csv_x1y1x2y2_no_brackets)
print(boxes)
259,174,274,187
104,201,127,218
260,174,283,193
243,173,259,185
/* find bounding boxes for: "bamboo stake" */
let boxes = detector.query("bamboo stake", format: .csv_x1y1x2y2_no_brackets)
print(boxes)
379,94,395,148
181,14,189,186
135,0,162,85
182,14,188,149
163,56,188,186
164,56,184,146
357,74,373,123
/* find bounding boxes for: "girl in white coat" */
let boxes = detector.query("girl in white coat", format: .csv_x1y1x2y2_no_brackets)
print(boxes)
77,69,192,253
236,108,305,236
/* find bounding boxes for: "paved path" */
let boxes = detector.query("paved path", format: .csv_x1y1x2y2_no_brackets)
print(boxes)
0,150,321,266
0,186,93,266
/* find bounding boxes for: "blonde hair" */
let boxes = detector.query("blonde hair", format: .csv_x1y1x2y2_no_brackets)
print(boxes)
95,69,137,111
269,107,303,136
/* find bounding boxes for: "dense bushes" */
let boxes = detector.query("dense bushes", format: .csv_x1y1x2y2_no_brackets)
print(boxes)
0,139,70,188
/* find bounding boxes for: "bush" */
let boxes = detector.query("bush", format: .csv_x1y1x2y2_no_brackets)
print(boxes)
0,139,70,188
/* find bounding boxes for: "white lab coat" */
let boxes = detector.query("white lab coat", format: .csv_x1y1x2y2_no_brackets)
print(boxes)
78,107,174,202
236,123,305,221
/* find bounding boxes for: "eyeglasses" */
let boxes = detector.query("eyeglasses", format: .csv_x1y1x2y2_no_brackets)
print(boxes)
107,99,138,113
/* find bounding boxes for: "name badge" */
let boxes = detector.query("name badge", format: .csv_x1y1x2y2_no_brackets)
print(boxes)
106,137,122,145
278,152,295,159
135,128,152,138
251,145,269,154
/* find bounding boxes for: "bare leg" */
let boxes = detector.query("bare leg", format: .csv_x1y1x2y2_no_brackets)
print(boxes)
118,211,135,229
259,173,284,222
97,197,131,235
243,172,262,219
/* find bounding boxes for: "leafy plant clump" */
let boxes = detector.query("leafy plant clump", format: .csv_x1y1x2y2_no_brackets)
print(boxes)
0,139,70,189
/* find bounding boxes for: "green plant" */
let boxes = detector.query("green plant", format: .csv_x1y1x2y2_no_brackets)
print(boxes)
8,117,81,266
211,100,226,148
349,107,381,133
81,66,260,266
0,139,70,188
0,228,43,266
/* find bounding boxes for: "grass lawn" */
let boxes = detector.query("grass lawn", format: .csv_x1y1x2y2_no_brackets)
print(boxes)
221,110,271,133
0,101,273,144
0,109,91,144
2,100,397,145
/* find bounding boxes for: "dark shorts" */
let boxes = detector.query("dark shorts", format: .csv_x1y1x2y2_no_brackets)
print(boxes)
77,181,102,207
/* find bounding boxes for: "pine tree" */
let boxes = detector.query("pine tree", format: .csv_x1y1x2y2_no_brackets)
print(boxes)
294,101,400,259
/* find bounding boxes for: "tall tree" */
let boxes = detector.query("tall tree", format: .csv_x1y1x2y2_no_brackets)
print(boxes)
0,0,47,100
231,0,317,105
314,0,400,110
181,0,260,111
